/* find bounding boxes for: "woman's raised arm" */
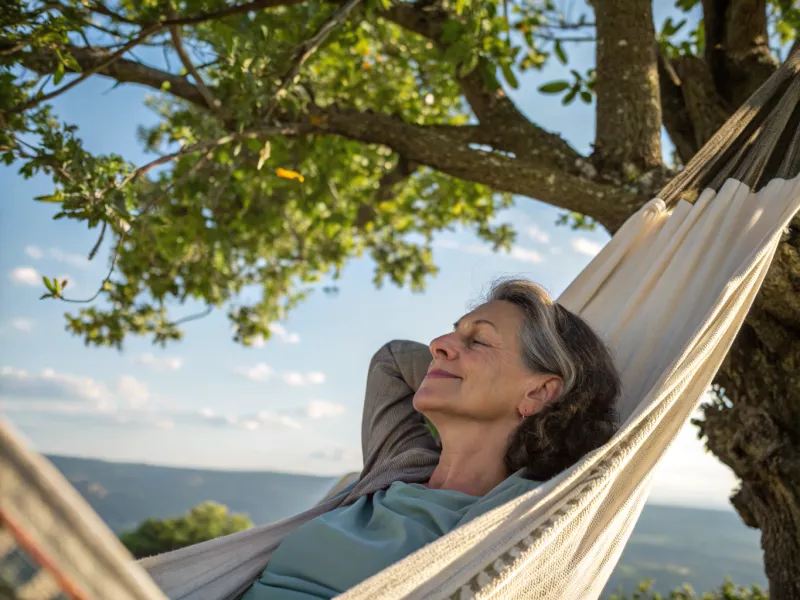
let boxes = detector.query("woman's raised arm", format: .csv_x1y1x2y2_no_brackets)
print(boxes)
360,340,439,477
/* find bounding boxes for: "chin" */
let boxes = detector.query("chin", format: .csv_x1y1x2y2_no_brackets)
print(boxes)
413,385,454,414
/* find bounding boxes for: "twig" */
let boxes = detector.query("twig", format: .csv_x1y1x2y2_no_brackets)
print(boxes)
115,124,311,190
12,23,162,113
88,221,107,260
88,0,304,27
169,306,213,326
58,152,212,305
168,22,218,111
265,0,363,120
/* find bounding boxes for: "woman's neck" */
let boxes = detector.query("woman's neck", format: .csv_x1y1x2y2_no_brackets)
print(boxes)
426,421,512,496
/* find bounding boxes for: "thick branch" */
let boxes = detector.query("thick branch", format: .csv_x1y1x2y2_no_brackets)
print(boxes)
701,0,778,107
673,55,731,148
12,43,637,231
378,2,581,172
313,106,637,230
592,0,662,173
657,52,697,164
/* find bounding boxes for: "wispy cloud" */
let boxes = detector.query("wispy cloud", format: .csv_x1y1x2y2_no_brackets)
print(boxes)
9,267,40,286
571,237,604,257
304,400,345,419
0,366,110,404
268,323,300,344
234,363,274,382
245,323,301,348
24,246,44,259
25,246,89,268
434,240,543,264
131,353,183,372
233,363,325,386
283,371,326,386
525,226,550,244
310,447,361,463
5,318,34,333
115,375,150,408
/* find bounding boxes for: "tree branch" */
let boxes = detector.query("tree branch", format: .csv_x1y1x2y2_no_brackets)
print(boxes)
11,24,162,113
657,51,697,165
592,0,662,174
87,0,306,27
12,42,639,231
266,0,363,119
379,1,583,173
168,23,218,111
701,0,777,108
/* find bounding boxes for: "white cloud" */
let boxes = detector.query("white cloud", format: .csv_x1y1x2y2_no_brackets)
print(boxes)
434,240,543,264
283,371,326,386
248,335,266,348
48,248,88,268
0,366,110,404
25,246,44,259
132,353,183,371
25,246,88,268
268,323,301,344
311,447,361,463
9,267,39,286
526,226,550,244
305,400,346,419
234,363,273,382
571,237,604,257
508,247,543,264
10,318,34,332
193,407,301,431
115,376,150,408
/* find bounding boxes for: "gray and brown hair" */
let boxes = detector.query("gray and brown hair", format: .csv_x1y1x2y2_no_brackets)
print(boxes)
485,278,621,481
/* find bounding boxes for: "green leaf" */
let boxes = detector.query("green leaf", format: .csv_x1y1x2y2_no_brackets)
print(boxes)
454,0,466,16
500,62,519,89
62,53,82,73
54,62,65,85
554,41,567,65
42,276,56,294
34,194,62,203
538,80,570,94
579,90,592,103
562,88,578,105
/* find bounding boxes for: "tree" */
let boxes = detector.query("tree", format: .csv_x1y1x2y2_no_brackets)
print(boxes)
1,0,799,595
610,578,768,600
119,502,253,559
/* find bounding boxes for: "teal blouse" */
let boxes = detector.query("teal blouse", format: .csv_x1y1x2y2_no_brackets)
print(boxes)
243,475,539,600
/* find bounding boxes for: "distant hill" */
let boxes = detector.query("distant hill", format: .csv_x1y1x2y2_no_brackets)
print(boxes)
46,454,767,597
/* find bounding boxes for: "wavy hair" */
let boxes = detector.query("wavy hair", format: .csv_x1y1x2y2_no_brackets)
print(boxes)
485,278,621,481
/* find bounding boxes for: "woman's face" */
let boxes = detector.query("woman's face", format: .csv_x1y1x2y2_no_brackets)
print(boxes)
414,300,555,425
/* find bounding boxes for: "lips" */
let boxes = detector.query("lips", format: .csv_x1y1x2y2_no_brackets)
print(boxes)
426,368,460,379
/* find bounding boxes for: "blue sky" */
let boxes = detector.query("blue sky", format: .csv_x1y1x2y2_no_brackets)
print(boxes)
0,1,738,510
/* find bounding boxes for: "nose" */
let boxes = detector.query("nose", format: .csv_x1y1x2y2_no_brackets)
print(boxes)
429,332,459,360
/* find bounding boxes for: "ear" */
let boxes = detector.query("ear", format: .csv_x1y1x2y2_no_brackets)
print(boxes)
518,375,564,418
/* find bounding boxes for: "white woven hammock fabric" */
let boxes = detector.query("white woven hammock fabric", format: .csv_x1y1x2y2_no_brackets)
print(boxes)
331,175,800,600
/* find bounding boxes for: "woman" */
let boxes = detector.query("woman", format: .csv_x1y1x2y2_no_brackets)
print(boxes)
243,279,621,599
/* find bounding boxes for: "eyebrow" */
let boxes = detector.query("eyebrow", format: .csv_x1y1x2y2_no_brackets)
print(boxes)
453,318,499,332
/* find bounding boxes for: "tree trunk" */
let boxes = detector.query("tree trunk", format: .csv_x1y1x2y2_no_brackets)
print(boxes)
593,0,662,174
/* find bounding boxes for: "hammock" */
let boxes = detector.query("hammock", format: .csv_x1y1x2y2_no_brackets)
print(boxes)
2,51,800,600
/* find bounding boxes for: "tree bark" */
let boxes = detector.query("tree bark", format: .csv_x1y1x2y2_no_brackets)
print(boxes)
592,0,662,174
